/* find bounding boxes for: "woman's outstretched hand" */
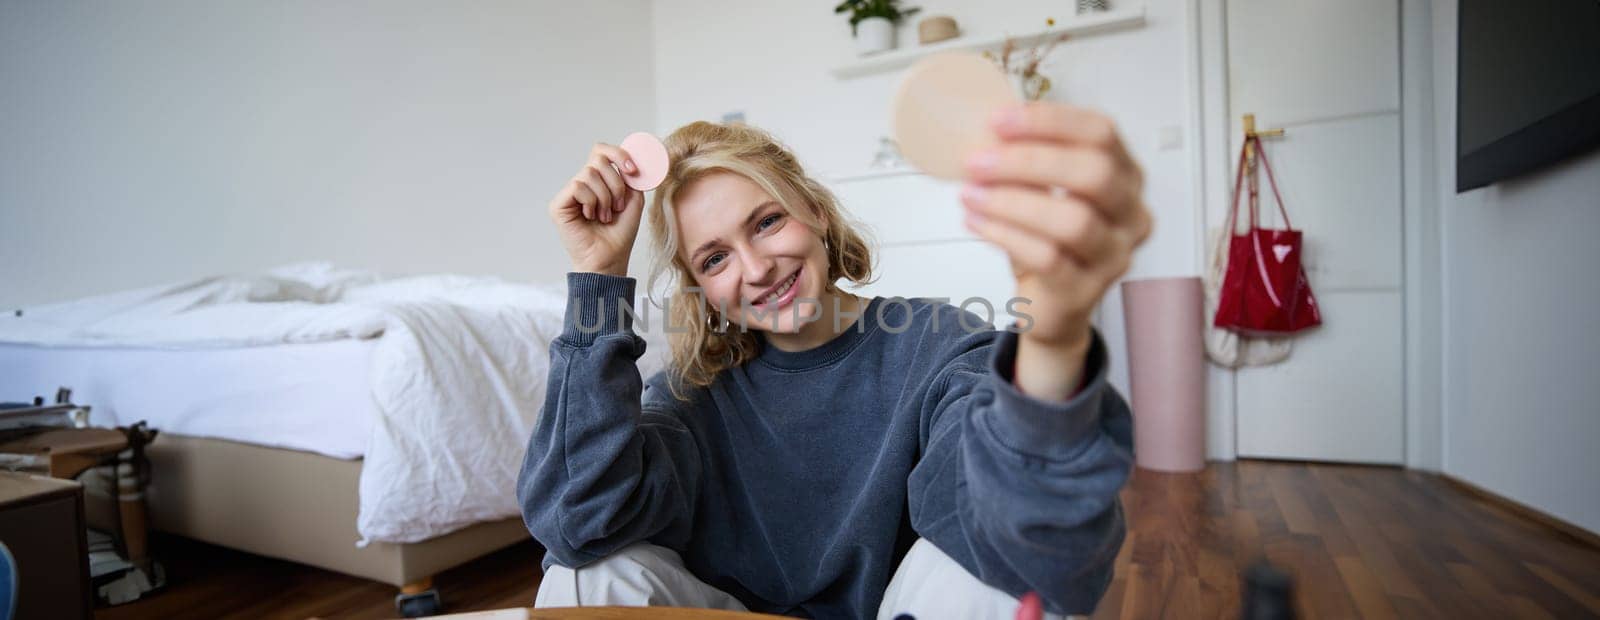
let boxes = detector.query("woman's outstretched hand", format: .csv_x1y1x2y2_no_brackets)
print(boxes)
549,142,648,277
959,102,1153,400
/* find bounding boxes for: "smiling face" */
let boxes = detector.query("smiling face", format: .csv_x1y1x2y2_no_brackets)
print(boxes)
674,171,834,339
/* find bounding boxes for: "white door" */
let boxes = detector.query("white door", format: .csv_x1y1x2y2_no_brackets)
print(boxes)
1224,0,1405,463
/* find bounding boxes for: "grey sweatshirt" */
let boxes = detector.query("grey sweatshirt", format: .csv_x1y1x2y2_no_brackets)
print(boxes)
517,273,1133,618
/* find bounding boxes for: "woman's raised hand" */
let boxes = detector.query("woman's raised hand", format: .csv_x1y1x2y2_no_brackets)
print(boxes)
549,142,648,276
959,102,1154,398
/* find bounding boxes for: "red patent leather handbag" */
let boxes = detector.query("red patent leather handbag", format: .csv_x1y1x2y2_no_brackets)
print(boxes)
1213,136,1322,335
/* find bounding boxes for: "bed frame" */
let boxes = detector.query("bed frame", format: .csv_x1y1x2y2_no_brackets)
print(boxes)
143,433,532,613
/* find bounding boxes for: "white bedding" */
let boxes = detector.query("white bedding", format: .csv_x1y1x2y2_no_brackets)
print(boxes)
0,263,388,348
0,263,671,545
0,339,377,459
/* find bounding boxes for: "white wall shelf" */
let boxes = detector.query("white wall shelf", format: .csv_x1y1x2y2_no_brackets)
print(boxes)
829,7,1147,80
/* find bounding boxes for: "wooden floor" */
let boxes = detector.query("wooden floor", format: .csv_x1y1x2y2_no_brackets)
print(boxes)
1099,462,1600,619
94,461,1600,619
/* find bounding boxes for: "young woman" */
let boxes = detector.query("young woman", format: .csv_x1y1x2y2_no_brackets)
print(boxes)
518,102,1152,619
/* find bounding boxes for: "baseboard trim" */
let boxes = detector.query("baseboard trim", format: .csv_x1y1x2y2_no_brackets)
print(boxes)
1440,474,1600,551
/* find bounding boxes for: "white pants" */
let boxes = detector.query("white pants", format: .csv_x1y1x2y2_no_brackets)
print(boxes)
534,538,1073,620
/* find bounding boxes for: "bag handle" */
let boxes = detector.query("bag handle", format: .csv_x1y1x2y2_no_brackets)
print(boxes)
1251,136,1295,230
1222,136,1251,241
1223,136,1296,235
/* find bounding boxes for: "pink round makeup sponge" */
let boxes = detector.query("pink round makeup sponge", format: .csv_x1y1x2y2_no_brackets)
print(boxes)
620,132,669,191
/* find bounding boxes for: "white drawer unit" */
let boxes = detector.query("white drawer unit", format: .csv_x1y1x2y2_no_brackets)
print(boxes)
827,171,1019,327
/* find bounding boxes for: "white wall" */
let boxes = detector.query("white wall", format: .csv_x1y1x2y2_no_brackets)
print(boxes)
0,0,656,307
1429,0,1600,534
651,1,1198,398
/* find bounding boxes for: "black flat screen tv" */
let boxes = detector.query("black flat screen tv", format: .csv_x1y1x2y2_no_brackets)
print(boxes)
1457,0,1600,192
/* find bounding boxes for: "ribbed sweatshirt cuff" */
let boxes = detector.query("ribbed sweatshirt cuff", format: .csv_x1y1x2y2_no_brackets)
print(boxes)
560,272,639,347
982,328,1112,460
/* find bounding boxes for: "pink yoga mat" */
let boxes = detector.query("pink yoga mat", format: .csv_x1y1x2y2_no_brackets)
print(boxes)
1120,276,1207,472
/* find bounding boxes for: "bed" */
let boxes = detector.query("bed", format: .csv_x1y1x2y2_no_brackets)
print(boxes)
0,263,671,614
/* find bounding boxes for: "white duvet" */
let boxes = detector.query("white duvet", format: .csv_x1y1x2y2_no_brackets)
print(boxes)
0,263,671,545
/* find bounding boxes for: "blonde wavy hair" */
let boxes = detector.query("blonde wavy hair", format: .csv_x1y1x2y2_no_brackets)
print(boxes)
646,121,873,398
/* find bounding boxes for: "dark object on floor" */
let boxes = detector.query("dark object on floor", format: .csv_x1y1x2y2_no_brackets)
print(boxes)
395,586,442,617
1241,561,1295,620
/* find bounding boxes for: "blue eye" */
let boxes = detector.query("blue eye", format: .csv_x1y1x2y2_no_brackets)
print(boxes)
758,213,782,230
701,252,726,273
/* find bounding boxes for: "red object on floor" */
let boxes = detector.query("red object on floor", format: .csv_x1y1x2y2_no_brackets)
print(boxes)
1015,591,1043,620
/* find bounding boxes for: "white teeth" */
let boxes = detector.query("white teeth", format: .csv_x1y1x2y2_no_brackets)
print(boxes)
764,273,797,305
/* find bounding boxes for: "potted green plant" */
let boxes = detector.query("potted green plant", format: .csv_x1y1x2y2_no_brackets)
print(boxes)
834,0,921,56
